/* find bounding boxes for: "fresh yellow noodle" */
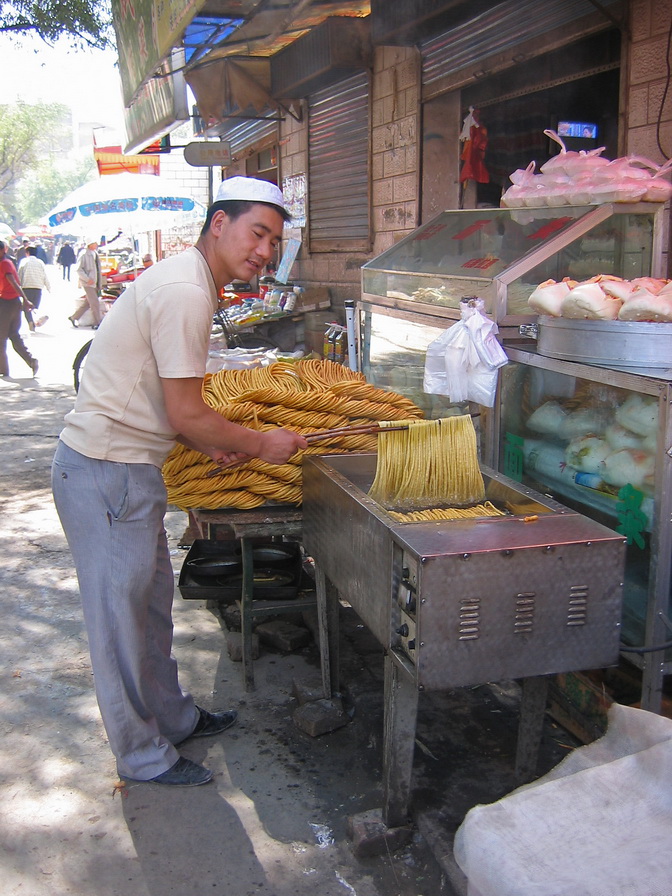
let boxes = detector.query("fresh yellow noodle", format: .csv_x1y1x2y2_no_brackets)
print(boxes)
387,501,505,522
369,416,485,511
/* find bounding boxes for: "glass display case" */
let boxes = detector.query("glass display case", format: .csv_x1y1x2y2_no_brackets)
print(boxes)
359,304,458,418
361,203,665,334
488,346,672,713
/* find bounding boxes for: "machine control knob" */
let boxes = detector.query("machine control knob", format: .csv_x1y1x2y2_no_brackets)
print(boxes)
407,596,417,613
396,623,409,638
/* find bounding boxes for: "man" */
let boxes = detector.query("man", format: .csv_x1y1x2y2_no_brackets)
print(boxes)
18,245,50,330
51,177,307,787
15,238,30,265
70,237,103,328
34,242,48,264
57,241,77,280
0,240,38,377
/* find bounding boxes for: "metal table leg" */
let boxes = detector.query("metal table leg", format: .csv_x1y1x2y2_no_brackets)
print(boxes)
240,536,256,692
382,652,419,828
315,563,340,698
515,675,549,783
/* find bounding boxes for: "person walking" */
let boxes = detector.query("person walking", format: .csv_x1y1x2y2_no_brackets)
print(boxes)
70,237,103,328
57,242,76,280
18,246,50,331
51,177,307,787
15,238,30,265
0,240,38,377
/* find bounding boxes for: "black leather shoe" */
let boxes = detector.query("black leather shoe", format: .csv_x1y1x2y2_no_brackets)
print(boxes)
124,756,213,786
190,706,238,739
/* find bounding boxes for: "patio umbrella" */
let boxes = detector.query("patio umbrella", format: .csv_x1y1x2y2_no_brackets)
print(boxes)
46,174,207,237
17,223,52,240
0,222,15,240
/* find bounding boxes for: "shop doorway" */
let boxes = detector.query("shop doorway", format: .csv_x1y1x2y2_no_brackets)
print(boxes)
421,28,622,215
465,67,620,207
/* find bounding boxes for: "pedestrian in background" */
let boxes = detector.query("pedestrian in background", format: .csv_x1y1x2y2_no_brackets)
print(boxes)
57,242,76,280
15,238,30,265
18,246,50,331
70,237,103,328
0,240,38,377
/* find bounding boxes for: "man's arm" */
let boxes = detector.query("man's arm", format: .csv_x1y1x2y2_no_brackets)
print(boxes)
6,271,32,308
162,377,307,465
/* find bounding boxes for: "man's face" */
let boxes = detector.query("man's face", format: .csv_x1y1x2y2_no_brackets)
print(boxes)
211,205,284,283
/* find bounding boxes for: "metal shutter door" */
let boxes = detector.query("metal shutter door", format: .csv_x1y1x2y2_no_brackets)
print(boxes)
421,0,622,94
308,72,370,249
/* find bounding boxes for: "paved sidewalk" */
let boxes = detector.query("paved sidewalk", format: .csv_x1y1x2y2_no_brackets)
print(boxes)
0,316,453,896
0,292,577,895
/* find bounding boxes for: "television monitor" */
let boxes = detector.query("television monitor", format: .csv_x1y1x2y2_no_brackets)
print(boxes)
557,121,598,139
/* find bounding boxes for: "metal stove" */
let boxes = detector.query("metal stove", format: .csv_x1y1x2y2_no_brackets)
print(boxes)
302,454,626,825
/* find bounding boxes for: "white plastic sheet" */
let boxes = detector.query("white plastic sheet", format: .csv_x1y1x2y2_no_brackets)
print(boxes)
454,703,672,896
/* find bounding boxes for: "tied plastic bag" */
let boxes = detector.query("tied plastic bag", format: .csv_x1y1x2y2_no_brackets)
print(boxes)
423,298,508,407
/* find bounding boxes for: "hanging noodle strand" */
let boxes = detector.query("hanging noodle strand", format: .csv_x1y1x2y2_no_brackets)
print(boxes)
369,416,486,511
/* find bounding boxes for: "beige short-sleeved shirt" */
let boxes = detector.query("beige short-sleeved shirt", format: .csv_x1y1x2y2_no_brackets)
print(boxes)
61,247,218,468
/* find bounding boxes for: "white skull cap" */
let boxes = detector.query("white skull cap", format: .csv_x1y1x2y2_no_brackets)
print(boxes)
215,176,286,211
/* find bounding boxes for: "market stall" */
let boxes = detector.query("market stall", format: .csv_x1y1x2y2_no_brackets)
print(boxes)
355,200,671,713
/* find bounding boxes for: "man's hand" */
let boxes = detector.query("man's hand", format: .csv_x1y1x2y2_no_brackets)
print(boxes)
256,428,307,465
208,447,250,467
163,377,307,463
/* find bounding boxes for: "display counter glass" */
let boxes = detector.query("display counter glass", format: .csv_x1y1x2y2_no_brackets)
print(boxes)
359,303,463,418
361,203,664,329
494,347,672,677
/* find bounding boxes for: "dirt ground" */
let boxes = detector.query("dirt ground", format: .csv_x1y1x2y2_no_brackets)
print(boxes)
0,277,577,896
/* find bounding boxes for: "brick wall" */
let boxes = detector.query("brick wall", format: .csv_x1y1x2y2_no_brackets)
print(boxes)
279,46,421,312
626,0,672,161
154,136,212,258
626,0,672,274
370,46,420,257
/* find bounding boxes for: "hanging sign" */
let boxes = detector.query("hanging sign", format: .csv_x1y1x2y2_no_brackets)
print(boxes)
184,142,232,167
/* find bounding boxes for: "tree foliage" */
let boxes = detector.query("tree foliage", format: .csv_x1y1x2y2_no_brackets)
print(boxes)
0,101,82,227
17,155,96,224
0,0,113,50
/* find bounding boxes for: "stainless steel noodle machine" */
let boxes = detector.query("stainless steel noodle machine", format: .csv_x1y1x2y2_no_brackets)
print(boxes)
302,454,626,826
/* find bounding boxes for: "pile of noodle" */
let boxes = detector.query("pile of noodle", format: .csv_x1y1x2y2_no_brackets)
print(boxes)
162,359,423,510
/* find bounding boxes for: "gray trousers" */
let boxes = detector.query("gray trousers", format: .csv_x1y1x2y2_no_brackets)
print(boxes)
51,441,198,779
71,286,103,325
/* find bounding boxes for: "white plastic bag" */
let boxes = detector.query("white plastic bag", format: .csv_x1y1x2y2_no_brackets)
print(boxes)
423,299,508,407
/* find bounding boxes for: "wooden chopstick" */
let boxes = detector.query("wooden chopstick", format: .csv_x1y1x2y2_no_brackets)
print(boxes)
305,422,411,442
206,422,413,477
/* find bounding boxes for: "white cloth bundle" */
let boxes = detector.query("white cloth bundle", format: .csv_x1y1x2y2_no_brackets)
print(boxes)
454,704,672,896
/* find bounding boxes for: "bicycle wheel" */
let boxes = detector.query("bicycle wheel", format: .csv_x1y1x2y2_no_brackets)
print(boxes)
233,333,279,350
73,339,93,392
